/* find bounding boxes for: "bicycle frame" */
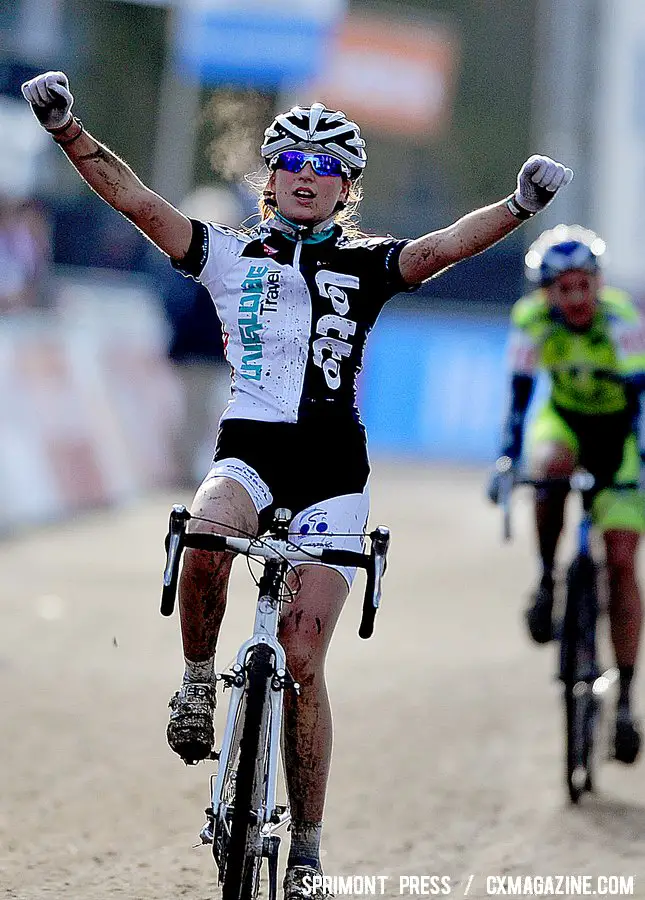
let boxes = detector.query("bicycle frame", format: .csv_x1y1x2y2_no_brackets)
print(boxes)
559,491,598,685
577,504,592,556
207,557,291,854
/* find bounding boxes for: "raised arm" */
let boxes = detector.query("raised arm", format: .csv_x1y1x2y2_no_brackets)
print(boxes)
399,155,573,286
21,71,192,261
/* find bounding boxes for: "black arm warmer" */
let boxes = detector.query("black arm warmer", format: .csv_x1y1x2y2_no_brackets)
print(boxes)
500,372,536,458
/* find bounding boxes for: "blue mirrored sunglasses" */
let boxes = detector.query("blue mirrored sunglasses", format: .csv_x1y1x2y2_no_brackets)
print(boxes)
271,150,350,178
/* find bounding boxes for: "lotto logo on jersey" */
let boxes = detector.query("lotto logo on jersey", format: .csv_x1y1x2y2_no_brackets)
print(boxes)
313,271,359,390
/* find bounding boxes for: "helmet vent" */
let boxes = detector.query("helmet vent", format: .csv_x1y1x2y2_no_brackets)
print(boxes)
308,103,325,139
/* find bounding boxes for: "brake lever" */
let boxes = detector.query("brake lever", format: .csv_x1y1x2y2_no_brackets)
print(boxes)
495,456,515,542
358,525,390,640
371,525,390,601
161,504,191,616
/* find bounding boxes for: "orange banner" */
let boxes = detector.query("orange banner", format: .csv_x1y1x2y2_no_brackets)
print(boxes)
307,13,458,137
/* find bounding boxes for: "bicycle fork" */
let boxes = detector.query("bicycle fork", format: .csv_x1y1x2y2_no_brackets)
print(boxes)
200,576,297,900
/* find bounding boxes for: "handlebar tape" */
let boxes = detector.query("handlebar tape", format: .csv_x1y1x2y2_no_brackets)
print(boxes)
183,533,230,551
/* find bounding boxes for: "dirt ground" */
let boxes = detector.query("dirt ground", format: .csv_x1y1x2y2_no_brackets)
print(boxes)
2,462,645,900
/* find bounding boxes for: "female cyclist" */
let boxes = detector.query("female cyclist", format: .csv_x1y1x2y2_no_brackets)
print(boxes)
22,70,572,899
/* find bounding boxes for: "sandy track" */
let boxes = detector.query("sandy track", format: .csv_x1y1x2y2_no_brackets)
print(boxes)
1,463,644,899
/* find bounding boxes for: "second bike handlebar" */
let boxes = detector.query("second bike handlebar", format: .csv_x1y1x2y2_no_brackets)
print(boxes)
161,505,390,639
495,455,597,543
495,456,639,543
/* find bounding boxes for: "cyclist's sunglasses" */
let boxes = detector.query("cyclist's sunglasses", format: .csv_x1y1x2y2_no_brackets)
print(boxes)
270,150,350,178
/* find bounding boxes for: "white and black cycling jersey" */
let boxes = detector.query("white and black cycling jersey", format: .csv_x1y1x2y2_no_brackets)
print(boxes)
172,216,412,426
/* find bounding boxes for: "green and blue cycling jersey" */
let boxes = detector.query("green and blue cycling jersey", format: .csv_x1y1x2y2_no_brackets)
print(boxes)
502,286,645,531
508,286,645,416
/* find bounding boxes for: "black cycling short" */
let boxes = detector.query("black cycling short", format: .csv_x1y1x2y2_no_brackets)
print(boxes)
554,403,634,489
212,412,370,533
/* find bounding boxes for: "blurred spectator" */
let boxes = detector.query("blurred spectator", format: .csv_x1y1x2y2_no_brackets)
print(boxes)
145,184,241,488
0,195,51,314
51,191,149,271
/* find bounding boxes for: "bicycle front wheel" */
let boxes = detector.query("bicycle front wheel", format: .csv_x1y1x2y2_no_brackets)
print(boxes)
561,553,599,803
564,683,595,803
222,642,274,900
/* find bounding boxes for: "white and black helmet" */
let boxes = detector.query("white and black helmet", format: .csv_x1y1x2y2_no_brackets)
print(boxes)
261,102,367,178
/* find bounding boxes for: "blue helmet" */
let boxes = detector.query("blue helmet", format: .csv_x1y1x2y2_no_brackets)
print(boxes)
525,224,606,286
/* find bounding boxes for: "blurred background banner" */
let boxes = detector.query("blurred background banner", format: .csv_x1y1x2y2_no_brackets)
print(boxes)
594,1,645,296
360,312,508,463
175,0,346,89
0,94,49,200
0,276,178,532
0,61,52,200
304,12,458,138
359,309,549,463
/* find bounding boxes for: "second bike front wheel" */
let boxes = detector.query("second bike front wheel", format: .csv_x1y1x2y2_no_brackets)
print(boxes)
561,553,598,804
222,642,274,900
565,683,594,803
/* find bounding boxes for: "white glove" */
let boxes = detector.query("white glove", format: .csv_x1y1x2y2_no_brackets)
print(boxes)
21,71,74,131
514,155,574,215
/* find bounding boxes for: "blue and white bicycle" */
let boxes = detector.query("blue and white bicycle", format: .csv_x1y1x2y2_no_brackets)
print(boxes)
496,457,626,803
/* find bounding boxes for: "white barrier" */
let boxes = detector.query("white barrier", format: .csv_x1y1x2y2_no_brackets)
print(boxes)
0,275,181,533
